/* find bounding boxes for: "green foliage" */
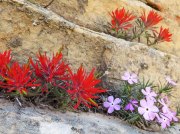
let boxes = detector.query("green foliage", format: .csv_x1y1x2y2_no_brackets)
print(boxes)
107,76,178,129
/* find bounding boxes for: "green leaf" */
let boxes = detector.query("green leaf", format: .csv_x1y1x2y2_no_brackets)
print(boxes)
128,114,140,123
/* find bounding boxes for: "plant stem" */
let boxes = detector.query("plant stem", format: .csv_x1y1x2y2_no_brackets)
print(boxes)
130,28,145,41
148,39,158,46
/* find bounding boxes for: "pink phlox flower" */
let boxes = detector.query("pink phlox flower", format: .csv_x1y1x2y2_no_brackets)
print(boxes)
121,72,138,84
164,111,178,122
165,76,177,86
138,99,159,121
159,97,170,113
125,99,138,112
103,96,121,114
159,97,178,122
157,114,171,129
142,87,157,102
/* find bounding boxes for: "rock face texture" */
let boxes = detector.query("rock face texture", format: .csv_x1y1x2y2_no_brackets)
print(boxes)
0,99,180,134
1,0,180,107
29,0,180,56
0,0,180,133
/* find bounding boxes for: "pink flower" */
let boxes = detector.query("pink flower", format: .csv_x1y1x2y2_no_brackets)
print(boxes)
121,72,138,84
159,97,178,122
142,87,157,102
164,111,178,122
157,114,171,129
125,99,138,112
159,97,170,113
138,99,159,121
103,96,121,114
165,76,177,86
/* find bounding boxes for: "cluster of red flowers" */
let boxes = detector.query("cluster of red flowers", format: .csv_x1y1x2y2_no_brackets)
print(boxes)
0,50,106,109
0,50,11,73
140,10,162,29
30,52,69,92
110,8,135,31
66,66,105,109
0,62,39,94
110,8,172,44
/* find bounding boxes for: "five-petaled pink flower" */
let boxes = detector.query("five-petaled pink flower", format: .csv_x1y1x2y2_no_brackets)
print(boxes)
138,99,159,121
121,72,138,84
142,87,157,102
159,97,170,113
125,99,138,112
103,96,121,114
163,111,179,122
159,97,178,122
165,76,177,86
157,114,171,129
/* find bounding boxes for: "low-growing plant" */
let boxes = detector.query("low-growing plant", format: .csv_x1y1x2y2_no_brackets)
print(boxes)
0,50,11,73
0,50,179,131
30,52,69,92
0,62,40,95
66,66,106,109
0,50,106,110
103,72,179,129
109,8,172,46
28,52,70,108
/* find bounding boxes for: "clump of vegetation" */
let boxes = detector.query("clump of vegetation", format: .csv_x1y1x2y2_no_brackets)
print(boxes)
0,50,106,110
103,72,179,129
0,50,178,130
109,8,172,46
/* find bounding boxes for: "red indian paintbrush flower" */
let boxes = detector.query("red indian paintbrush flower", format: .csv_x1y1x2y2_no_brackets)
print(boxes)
140,10,162,29
156,27,172,42
0,50,11,73
110,8,135,31
66,66,106,109
0,62,39,94
30,52,69,92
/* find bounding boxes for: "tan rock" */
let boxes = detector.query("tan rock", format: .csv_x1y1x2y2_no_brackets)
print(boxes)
32,0,180,56
0,0,179,109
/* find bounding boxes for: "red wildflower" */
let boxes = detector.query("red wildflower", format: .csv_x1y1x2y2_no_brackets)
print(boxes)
0,50,11,73
0,62,39,94
30,52,69,92
156,27,172,42
110,8,135,31
66,66,106,109
140,10,162,29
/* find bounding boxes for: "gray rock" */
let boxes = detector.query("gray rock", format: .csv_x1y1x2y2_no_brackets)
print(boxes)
0,99,179,134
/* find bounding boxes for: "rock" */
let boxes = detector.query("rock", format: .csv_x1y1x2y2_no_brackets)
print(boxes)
0,0,179,108
30,0,180,57
8,37,22,48
0,99,179,134
0,1,179,133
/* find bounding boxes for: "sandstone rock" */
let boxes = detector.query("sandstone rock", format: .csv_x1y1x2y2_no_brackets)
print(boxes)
0,1,179,133
0,0,178,108
29,0,180,56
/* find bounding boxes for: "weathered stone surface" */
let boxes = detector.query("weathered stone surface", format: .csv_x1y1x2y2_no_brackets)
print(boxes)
29,0,180,56
0,1,179,133
0,99,180,134
0,0,179,108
